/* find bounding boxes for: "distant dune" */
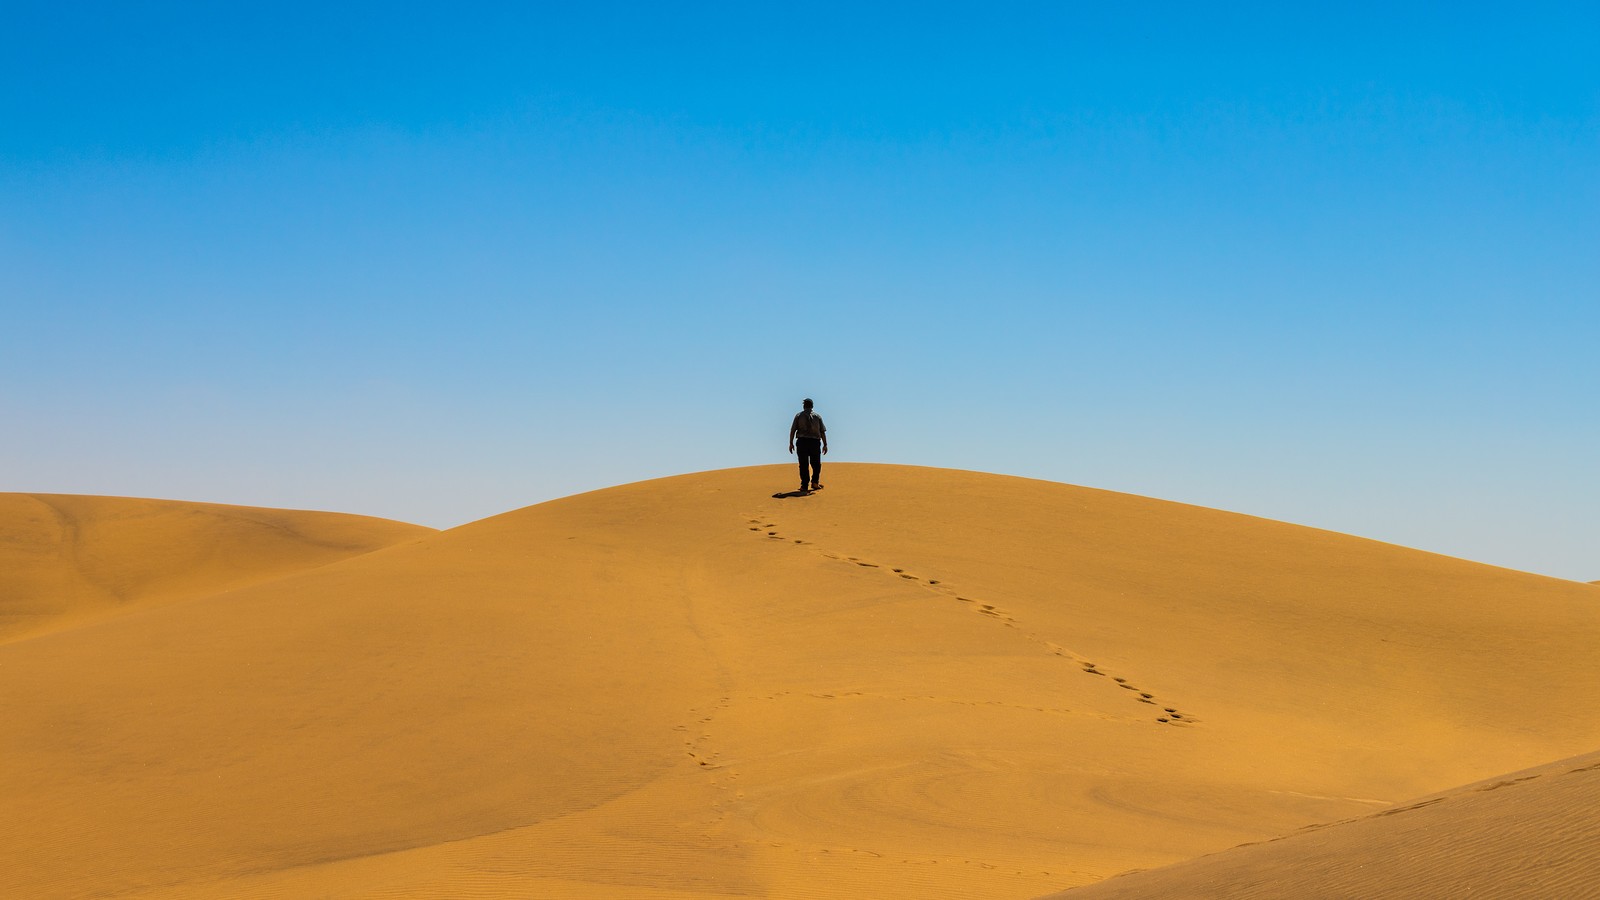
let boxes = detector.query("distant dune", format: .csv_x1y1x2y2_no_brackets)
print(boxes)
0,493,433,643
2,465,1596,899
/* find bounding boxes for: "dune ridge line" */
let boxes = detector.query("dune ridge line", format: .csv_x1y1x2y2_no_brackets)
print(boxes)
2,464,1595,899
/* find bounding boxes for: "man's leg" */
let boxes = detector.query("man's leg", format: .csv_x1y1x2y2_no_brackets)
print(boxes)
798,439,821,491
810,448,821,488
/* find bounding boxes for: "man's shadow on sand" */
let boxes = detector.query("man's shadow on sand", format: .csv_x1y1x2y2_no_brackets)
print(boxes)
770,489,813,499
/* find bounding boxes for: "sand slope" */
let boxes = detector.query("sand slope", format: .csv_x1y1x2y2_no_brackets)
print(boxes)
0,493,433,643
2,465,1596,899
1042,747,1600,899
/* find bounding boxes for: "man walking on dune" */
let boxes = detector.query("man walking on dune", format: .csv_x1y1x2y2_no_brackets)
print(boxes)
788,398,828,493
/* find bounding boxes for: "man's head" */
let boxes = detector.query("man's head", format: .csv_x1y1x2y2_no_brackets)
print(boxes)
802,398,814,410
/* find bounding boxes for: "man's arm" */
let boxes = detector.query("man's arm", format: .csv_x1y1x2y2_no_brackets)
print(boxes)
821,421,828,455
788,419,797,453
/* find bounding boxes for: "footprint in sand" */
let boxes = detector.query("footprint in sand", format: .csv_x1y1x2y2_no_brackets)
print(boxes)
746,531,1199,726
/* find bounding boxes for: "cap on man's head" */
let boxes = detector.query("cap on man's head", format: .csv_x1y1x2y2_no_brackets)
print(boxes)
803,398,814,407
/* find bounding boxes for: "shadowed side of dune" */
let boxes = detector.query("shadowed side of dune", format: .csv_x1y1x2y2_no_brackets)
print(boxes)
1041,747,1600,900
0,493,434,643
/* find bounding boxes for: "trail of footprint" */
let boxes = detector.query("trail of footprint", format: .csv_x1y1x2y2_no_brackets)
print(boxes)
677,693,747,835
740,514,1198,727
795,689,1151,724
1054,652,1197,726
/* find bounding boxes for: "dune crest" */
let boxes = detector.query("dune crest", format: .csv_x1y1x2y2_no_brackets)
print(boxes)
2,465,1596,899
1042,747,1600,899
0,493,433,643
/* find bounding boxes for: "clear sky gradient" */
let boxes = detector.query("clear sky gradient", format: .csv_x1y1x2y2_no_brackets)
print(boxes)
3,3,1596,579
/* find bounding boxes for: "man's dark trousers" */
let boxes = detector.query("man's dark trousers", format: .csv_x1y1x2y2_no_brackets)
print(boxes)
796,437,822,490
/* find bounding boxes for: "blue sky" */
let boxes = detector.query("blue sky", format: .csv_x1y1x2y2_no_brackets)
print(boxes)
3,3,1596,579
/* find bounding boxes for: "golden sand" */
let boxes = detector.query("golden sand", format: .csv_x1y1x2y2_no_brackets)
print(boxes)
0,493,432,644
1045,748,1600,899
2,466,1595,899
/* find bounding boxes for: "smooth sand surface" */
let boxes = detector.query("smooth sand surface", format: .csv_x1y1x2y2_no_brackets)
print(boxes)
1042,748,1600,899
2,465,1596,899
0,493,433,643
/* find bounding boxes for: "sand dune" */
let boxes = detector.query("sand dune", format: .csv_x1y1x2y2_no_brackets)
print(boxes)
1043,747,1600,899
0,493,432,643
2,465,1596,899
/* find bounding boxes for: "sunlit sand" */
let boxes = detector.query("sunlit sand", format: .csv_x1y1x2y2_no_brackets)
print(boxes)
3,465,1595,899
1044,746,1600,899
0,493,432,644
